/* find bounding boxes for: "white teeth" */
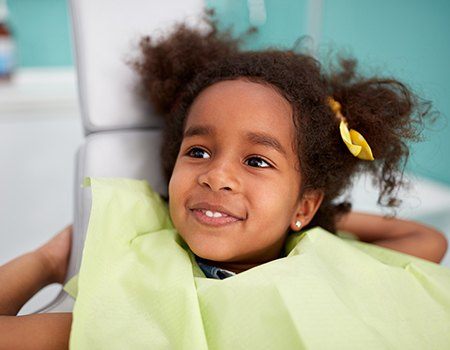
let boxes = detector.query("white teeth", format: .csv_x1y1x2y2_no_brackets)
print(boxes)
203,210,226,218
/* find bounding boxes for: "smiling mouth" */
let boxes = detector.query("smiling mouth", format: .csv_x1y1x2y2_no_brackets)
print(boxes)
190,209,243,227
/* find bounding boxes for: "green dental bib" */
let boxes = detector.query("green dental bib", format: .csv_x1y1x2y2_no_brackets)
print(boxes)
67,178,450,349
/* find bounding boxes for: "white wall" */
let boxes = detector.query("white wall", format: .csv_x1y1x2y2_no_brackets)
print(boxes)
0,68,83,313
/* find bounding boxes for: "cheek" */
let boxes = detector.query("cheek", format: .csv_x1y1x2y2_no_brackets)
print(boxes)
168,165,186,217
258,192,293,225
168,161,187,197
249,176,299,223
168,161,197,226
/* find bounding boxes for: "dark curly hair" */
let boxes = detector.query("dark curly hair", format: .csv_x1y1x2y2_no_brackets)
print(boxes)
133,13,433,233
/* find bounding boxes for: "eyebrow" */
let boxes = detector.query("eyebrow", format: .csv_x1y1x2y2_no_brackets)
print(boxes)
183,125,287,156
184,125,215,138
246,131,287,156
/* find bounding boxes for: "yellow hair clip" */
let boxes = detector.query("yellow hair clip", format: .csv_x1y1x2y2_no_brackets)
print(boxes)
327,97,374,161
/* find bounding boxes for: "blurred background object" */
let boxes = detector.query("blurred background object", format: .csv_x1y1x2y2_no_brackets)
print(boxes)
0,0,449,314
0,0,16,80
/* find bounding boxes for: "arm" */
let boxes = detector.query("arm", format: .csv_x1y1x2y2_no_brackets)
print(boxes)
336,212,448,263
0,313,72,350
0,226,73,349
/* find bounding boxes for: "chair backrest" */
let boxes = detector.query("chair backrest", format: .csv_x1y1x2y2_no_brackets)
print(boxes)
71,0,204,133
37,0,205,314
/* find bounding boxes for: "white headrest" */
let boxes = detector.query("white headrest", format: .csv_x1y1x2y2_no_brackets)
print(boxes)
70,0,205,133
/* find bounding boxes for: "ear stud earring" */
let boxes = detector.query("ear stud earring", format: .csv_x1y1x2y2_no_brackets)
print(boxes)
295,221,302,229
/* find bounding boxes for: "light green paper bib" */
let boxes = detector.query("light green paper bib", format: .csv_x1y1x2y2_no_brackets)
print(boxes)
68,178,450,349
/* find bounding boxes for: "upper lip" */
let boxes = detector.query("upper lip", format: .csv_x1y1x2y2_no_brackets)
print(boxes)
190,202,246,220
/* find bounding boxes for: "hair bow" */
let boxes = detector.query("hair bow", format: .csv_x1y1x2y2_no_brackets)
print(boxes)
328,97,374,161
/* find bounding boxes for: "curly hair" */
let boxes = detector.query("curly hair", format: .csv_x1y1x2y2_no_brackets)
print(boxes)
133,13,433,233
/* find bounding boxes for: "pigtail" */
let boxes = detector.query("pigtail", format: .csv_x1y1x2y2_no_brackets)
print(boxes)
132,10,242,118
326,57,435,213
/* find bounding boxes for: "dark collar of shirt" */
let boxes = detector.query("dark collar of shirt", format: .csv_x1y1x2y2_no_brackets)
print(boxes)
195,256,236,280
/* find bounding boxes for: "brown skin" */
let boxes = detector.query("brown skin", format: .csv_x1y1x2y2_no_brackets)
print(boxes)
0,226,72,349
169,80,323,273
337,212,448,264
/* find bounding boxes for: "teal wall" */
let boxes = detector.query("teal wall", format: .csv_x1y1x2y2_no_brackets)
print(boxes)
319,0,450,187
208,0,450,187
7,0,73,67
6,0,450,186
206,0,309,50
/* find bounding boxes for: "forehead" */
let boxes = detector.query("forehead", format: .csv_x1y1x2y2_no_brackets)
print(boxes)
185,79,296,146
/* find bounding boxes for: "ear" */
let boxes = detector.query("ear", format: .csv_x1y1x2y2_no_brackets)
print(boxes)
289,189,324,232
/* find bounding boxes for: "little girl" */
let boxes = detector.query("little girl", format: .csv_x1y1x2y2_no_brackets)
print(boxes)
1,15,449,349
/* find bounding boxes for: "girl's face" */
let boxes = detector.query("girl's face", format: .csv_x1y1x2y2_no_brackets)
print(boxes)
169,79,321,271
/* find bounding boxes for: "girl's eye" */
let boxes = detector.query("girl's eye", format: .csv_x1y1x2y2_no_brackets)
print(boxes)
187,147,210,159
245,156,272,168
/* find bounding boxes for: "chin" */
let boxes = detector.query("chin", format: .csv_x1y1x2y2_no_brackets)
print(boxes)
188,241,235,262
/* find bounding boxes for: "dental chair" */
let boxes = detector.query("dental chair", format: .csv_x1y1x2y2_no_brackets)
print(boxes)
36,0,204,313
36,0,450,315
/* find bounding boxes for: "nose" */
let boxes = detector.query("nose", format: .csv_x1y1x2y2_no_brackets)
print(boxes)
197,160,240,192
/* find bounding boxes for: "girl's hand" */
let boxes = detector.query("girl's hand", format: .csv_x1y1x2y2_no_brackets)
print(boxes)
336,212,448,263
1,225,73,317
35,225,73,285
